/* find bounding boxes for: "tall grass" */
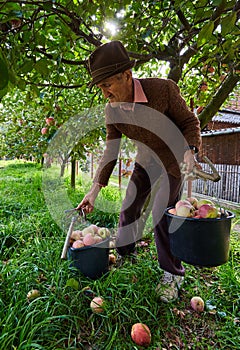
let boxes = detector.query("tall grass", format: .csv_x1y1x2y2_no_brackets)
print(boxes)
0,160,239,349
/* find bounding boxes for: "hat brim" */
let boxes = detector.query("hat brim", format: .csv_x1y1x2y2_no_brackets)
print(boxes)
88,60,135,89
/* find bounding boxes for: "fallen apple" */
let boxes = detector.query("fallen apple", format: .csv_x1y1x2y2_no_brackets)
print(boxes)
27,289,40,300
41,127,48,135
198,204,218,218
176,204,195,218
45,117,55,126
190,296,204,312
109,253,116,264
90,296,104,313
131,323,151,347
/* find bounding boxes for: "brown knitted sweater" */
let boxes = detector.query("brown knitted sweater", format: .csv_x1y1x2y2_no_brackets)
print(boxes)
94,78,202,185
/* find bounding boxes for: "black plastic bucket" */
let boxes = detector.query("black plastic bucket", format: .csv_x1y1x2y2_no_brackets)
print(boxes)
68,238,110,279
165,207,235,267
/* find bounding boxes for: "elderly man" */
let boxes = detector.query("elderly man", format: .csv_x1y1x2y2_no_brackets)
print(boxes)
77,41,201,302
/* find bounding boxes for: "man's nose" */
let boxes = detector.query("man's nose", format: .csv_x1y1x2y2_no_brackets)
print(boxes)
101,88,110,99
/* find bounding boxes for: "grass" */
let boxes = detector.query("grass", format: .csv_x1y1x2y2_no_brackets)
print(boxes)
0,160,239,349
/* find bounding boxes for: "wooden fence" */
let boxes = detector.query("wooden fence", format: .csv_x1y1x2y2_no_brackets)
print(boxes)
185,163,240,204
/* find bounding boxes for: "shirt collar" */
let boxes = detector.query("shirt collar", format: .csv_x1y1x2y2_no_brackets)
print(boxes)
120,78,148,111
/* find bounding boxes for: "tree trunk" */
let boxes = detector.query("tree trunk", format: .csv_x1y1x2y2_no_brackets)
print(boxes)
71,159,76,189
199,72,240,129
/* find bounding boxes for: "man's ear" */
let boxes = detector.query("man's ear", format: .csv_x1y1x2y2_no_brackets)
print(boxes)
123,69,133,83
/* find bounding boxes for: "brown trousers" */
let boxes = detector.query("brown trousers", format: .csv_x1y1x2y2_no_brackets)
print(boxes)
116,162,185,276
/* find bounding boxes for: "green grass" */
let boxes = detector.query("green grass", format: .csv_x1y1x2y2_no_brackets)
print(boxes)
0,160,239,349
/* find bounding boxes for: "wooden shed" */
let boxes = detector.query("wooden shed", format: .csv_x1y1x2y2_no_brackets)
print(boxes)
198,109,240,165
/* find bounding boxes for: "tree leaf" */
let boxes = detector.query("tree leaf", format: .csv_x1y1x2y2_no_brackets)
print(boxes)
65,278,79,290
197,22,215,47
221,12,237,36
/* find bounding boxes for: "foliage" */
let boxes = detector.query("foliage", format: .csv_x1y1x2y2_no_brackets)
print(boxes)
0,160,239,349
0,0,240,159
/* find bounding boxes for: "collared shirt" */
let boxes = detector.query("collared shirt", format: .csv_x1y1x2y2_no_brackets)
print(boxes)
120,78,148,111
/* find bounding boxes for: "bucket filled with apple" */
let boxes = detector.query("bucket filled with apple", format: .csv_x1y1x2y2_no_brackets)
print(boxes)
165,197,235,267
67,224,111,279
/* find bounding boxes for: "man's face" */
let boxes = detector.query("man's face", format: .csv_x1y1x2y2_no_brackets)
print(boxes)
96,70,133,105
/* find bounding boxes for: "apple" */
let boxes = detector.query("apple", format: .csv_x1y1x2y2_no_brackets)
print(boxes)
168,208,177,215
98,227,110,239
186,197,198,209
94,235,103,243
109,253,116,264
83,233,96,246
200,82,208,91
45,117,55,126
71,230,82,241
41,127,48,135
90,296,104,313
176,204,195,218
196,106,204,114
27,289,40,300
72,240,84,249
82,226,95,237
198,204,218,218
131,323,151,347
208,66,215,73
190,296,204,312
197,199,214,208
175,199,191,211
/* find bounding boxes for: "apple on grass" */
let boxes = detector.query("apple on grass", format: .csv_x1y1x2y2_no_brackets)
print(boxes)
41,127,48,135
45,117,55,126
190,296,205,312
131,323,151,347
90,296,104,313
27,289,40,300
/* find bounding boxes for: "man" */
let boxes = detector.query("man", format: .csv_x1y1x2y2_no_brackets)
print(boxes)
77,41,202,302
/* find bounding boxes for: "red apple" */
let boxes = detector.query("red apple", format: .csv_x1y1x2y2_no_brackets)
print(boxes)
72,240,84,249
41,127,48,135
208,66,215,73
90,296,104,313
190,296,204,312
197,199,213,208
45,117,55,126
196,106,204,114
109,253,116,264
83,233,96,246
168,208,177,215
198,204,218,218
131,323,151,347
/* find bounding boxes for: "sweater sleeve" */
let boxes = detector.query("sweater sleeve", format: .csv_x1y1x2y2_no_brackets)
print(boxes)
93,121,122,186
166,79,202,152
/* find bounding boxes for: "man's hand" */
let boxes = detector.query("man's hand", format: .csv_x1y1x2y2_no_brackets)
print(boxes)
75,183,101,214
183,149,202,174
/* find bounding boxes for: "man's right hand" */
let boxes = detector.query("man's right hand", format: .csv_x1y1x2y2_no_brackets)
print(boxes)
75,183,101,214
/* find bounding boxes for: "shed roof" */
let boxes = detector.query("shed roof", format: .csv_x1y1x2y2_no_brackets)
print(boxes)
212,109,240,124
201,126,240,137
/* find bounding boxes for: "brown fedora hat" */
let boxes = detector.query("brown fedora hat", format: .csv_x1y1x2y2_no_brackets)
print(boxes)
88,41,135,88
